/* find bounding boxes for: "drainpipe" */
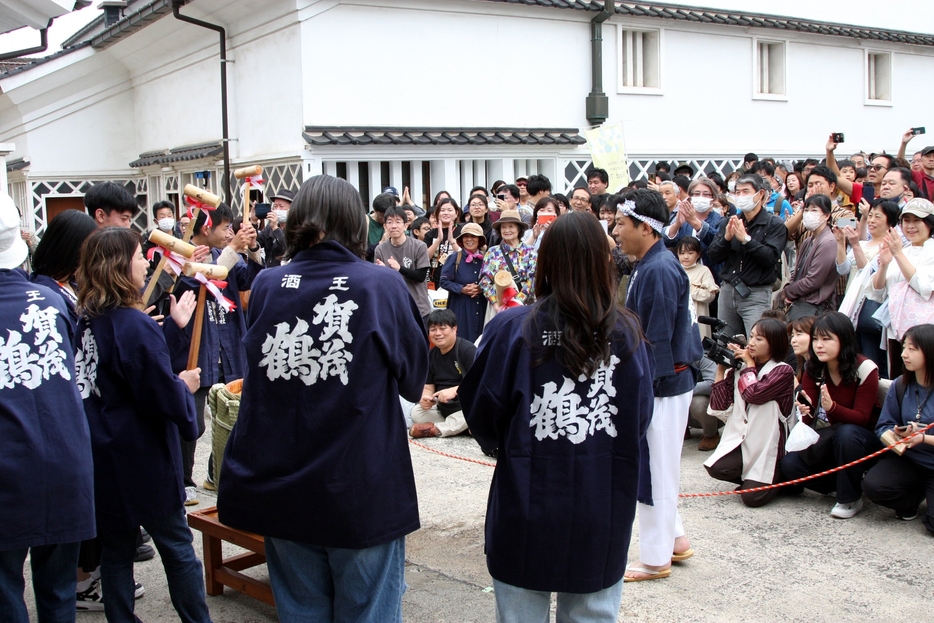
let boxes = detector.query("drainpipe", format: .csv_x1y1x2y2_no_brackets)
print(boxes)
172,1,231,205
586,0,614,126
0,21,49,61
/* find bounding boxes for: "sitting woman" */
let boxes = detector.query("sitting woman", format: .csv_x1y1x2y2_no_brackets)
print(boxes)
704,318,795,507
789,316,816,381
864,324,934,532
74,228,209,622
780,312,881,519
441,223,488,343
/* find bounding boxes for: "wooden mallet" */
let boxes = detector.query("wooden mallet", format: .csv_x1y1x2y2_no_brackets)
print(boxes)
234,165,263,227
182,262,230,370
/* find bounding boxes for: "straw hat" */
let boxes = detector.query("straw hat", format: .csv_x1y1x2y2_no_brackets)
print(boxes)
455,222,487,247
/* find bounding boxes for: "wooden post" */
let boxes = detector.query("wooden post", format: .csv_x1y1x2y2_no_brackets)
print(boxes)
187,285,208,370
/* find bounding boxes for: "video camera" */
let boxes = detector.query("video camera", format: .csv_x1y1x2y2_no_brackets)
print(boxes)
698,316,747,370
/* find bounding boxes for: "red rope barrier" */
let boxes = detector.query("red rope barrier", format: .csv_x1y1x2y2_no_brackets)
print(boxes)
409,422,934,498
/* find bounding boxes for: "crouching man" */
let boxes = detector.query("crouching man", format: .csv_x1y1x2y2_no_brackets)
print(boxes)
410,310,477,438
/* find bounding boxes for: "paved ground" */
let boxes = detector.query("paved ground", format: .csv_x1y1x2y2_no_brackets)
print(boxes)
26,416,933,622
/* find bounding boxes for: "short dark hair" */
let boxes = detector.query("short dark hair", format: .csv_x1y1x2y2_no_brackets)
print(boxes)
427,309,458,328
807,165,837,187
32,209,98,281
592,194,610,214
469,185,488,198
744,152,759,164
675,236,702,255
803,158,819,168
552,193,570,214
654,161,671,173
751,161,775,177
672,175,690,193
152,200,175,218
751,318,789,364
532,196,561,224
383,205,408,224
837,159,856,171
527,174,552,196
872,200,901,228
804,193,832,215
490,180,506,194
501,184,520,201
586,168,609,185
629,179,649,190
903,324,934,389
85,181,137,216
736,174,770,194
707,172,727,193
617,188,668,239
194,202,233,233
372,193,395,214
285,175,367,259
411,216,430,231
889,167,913,188
871,153,897,169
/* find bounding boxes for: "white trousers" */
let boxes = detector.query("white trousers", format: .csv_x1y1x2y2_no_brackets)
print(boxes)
636,390,692,566
411,404,468,437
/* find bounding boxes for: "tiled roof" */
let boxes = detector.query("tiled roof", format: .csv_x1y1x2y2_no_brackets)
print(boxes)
129,141,223,168
6,157,28,172
303,127,587,146
483,1,934,46
0,41,92,79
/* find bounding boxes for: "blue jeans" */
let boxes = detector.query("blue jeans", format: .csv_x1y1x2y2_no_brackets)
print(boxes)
0,542,80,623
493,578,624,623
780,423,882,504
98,509,211,623
265,536,406,623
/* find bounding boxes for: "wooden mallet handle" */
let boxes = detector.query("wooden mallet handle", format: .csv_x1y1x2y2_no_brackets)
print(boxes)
187,285,208,370
182,262,229,280
234,166,263,226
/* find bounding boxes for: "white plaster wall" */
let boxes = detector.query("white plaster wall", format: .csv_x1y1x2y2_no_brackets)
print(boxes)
300,2,591,129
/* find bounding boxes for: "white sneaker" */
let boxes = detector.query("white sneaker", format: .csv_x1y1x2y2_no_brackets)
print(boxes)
830,499,863,519
184,486,199,506
76,579,104,611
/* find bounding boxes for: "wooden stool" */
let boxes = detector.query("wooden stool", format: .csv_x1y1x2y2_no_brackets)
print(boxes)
187,506,274,606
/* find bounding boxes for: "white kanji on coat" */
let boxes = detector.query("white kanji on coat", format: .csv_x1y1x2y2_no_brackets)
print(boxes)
74,328,100,398
20,304,62,346
259,319,321,384
0,329,42,389
312,294,358,343
529,355,619,444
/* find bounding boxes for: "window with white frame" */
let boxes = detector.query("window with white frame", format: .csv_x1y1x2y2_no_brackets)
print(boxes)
866,51,892,103
618,26,661,92
754,39,785,98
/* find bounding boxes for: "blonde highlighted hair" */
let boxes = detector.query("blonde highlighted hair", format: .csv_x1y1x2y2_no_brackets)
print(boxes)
77,227,143,319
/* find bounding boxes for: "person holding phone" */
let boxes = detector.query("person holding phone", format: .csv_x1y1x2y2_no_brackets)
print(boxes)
523,196,561,250
780,312,881,519
863,324,934,530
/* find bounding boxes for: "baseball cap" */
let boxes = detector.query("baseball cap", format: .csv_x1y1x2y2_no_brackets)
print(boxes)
901,197,934,220
382,186,399,196
921,146,934,157
0,194,28,270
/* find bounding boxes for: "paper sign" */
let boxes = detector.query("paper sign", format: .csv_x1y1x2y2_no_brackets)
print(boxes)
584,122,629,191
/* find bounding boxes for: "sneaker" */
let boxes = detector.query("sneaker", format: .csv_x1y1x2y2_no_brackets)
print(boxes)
896,507,919,521
140,528,151,543
185,486,200,506
202,478,216,492
134,580,145,599
76,579,104,611
830,499,864,519
134,543,155,562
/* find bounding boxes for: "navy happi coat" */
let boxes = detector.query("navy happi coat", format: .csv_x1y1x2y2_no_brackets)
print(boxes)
76,307,198,531
0,270,95,549
460,304,654,593
218,241,429,548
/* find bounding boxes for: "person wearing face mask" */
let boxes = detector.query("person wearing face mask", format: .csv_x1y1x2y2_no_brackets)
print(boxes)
780,195,839,320
708,175,788,340
142,201,179,261
257,189,294,268
664,178,724,281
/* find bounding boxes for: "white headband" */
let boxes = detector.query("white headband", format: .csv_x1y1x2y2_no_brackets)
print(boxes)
617,200,665,234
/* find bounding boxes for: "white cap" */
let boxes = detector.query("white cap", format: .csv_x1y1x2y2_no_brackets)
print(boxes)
0,194,27,270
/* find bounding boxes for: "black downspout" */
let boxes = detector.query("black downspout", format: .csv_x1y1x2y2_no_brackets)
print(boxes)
0,22,50,62
172,1,231,206
586,0,614,126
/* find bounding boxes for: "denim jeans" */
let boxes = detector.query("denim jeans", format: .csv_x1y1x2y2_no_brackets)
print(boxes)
99,509,212,623
265,535,406,623
780,423,882,504
0,542,80,623
492,578,624,623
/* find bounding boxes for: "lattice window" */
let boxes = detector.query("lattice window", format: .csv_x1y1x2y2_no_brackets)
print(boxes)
28,178,147,236
563,158,746,192
228,162,303,219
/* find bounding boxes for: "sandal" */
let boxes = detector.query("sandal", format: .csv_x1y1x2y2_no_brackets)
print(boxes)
671,548,694,563
623,564,671,582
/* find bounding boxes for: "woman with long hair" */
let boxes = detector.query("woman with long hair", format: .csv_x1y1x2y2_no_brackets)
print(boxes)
704,318,795,507
780,312,881,519
864,324,934,531
30,209,97,327
836,200,901,377
424,197,462,289
783,171,805,203
789,315,816,382
217,175,428,622
461,211,653,622
868,197,934,377
441,223,488,343
74,228,208,623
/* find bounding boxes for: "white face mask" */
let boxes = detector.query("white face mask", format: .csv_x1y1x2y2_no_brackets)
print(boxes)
735,195,758,213
274,210,289,222
691,197,712,213
802,212,825,231
157,217,175,232
728,180,737,192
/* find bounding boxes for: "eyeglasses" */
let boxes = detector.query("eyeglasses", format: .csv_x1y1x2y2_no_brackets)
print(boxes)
468,203,486,209
690,192,713,198
571,195,590,203
869,164,888,172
